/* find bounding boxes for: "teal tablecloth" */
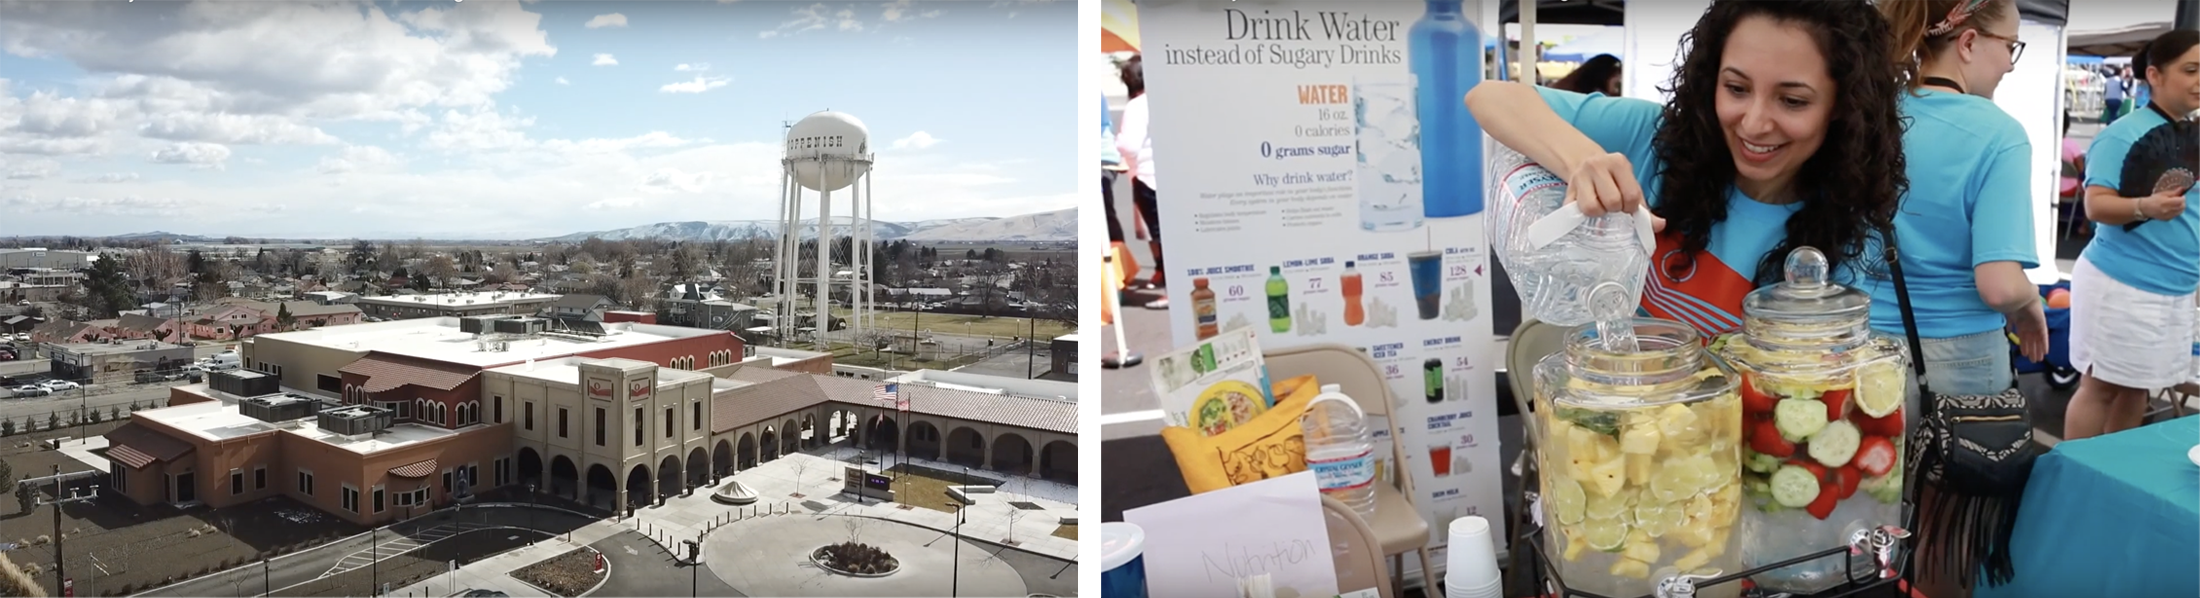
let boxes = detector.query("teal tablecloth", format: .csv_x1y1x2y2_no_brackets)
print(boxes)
1974,416,2199,598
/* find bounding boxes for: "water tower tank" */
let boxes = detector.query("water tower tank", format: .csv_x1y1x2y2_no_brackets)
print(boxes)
785,111,871,192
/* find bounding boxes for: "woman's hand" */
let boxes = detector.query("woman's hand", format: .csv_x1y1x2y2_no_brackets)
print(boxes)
1564,152,1664,232
2141,188,2188,221
2008,300,2049,364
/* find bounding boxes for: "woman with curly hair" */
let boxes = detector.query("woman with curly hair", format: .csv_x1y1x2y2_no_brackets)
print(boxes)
1466,0,1907,337
1551,53,1623,97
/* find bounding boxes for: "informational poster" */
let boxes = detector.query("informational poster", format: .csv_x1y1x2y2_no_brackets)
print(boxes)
1137,0,1506,566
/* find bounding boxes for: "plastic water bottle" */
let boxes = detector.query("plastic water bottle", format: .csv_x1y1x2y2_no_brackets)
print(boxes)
1301,384,1376,518
1485,145,1650,326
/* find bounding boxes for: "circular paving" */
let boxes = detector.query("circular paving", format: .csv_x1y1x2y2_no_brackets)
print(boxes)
703,513,1026,597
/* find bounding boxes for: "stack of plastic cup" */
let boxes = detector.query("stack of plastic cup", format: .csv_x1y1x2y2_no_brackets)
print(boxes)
1444,516,1503,598
1101,522,1148,598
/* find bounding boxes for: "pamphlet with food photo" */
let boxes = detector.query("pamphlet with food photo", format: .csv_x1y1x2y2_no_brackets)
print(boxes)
1151,327,1274,437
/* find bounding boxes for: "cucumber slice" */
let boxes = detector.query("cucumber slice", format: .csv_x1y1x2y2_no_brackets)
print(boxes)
1774,398,1829,441
1768,464,1821,508
1807,420,1862,468
1745,451,1784,474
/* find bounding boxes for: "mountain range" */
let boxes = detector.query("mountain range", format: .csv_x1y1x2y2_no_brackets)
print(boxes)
540,208,1076,243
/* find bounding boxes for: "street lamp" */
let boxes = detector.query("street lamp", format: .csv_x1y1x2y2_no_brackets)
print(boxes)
682,538,703,597
525,482,537,543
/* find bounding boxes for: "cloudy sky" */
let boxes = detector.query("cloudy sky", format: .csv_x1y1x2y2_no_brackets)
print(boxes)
0,0,1073,239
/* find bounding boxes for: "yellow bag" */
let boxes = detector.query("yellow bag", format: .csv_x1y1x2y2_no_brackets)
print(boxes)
1162,374,1322,494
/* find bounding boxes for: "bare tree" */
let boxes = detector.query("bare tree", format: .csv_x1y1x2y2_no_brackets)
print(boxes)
843,516,868,542
1001,476,1027,543
790,460,809,499
423,255,459,290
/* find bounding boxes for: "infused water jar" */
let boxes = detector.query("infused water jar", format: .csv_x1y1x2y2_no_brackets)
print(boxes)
1717,247,1909,594
1533,311,1743,598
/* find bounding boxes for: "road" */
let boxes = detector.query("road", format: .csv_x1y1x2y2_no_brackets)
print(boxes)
1,343,235,402
143,504,602,598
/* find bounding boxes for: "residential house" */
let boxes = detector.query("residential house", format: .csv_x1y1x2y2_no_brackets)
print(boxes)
31,320,104,344
110,314,187,343
543,294,618,321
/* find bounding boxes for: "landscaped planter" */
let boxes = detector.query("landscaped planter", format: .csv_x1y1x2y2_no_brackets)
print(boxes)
810,542,900,577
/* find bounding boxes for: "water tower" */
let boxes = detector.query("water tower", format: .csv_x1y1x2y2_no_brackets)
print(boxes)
775,111,877,346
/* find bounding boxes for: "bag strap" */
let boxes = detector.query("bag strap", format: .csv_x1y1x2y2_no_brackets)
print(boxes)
1882,227,1936,419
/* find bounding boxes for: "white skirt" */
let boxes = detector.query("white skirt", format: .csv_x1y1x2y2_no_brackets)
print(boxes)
2069,257,2200,389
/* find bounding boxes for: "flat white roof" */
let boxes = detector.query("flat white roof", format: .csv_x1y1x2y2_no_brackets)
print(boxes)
139,389,462,453
354,291,560,307
485,356,716,386
254,317,726,366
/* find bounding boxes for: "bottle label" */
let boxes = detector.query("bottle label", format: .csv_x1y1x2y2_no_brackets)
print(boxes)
1307,447,1376,492
1501,162,1565,201
1267,291,1290,321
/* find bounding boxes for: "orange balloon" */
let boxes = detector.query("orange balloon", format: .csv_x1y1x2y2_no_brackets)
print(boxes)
2046,289,2071,309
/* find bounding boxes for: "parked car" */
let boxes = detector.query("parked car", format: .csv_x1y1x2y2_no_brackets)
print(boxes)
38,380,79,391
460,590,509,597
9,385,48,397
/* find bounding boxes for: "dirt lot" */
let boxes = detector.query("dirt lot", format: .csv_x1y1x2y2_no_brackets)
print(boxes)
1052,524,1077,541
508,546,605,596
882,464,1002,515
0,435,364,596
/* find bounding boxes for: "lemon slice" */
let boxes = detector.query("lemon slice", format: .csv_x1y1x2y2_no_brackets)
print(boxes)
1584,518,1629,552
1586,487,1634,520
1633,502,1685,537
1550,476,1588,525
1649,466,1693,503
1855,360,1906,418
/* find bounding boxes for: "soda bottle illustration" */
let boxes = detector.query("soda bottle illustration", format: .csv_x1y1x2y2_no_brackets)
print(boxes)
1410,0,1486,217
1342,261,1366,327
1267,266,1292,333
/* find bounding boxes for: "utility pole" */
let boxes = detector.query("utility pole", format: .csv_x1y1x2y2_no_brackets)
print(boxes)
951,502,963,598
1025,314,1037,379
33,465,99,598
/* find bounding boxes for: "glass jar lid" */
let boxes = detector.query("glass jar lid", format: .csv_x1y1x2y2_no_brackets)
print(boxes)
1739,247,1872,348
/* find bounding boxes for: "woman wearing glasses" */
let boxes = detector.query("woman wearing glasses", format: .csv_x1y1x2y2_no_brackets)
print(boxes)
1871,2,2043,596
2066,29,2200,442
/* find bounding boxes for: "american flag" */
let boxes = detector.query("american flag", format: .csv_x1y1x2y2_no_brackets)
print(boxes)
874,383,908,411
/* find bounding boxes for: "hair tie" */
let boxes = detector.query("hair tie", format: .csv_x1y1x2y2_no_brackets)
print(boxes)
1926,0,1993,36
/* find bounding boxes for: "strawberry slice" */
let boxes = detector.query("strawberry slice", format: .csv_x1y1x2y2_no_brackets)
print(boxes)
1790,459,1828,480
1854,407,1904,437
1821,388,1852,421
1853,436,1897,477
1741,375,1778,414
1749,419,1796,458
1806,482,1839,520
1833,465,1860,500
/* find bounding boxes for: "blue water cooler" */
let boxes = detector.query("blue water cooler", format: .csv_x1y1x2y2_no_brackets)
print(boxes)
1410,0,1486,218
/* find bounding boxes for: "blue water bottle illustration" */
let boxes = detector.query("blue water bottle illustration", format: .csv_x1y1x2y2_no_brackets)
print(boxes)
1410,0,1486,218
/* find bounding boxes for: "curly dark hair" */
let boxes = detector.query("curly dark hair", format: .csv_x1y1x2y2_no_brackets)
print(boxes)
1650,0,1908,285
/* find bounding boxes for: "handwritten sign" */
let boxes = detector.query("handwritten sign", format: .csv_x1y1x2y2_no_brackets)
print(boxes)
1122,472,1338,598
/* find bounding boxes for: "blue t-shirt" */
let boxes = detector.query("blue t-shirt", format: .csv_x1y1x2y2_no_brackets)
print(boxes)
1101,94,1122,165
1536,87,1807,337
1857,90,2038,338
2080,107,2200,296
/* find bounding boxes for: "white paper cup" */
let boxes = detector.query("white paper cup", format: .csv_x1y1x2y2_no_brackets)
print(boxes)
1445,516,1502,591
1444,576,1503,598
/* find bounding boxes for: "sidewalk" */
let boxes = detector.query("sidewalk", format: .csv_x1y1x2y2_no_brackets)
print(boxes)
387,516,629,598
625,448,1080,562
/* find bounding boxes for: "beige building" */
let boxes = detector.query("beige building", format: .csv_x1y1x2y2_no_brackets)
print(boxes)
482,357,720,511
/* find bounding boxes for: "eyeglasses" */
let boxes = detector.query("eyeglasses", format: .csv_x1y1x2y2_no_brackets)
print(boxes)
1974,30,2026,64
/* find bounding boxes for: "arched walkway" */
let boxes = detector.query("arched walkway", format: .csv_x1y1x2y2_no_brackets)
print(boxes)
517,447,543,488
625,464,653,511
738,433,759,469
1039,440,1077,483
761,428,780,462
945,426,986,468
657,454,683,500
551,455,580,501
990,433,1034,476
713,439,735,478
687,447,711,489
868,416,899,452
907,421,942,461
780,418,801,454
800,414,818,448
585,463,616,511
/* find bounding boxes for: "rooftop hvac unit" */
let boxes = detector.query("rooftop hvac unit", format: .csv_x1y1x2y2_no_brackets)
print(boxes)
460,314,518,334
493,317,546,335
317,404,394,436
210,369,279,398
239,393,324,423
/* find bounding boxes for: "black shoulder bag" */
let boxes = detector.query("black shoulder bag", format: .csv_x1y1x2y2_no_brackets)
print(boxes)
1884,227,2042,589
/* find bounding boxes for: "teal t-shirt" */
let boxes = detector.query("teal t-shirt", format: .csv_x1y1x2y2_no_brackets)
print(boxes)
1534,87,1811,337
1860,90,2039,338
2080,107,2200,296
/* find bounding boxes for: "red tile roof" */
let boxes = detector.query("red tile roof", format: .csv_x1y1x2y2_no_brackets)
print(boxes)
340,352,479,393
389,459,437,478
103,423,195,469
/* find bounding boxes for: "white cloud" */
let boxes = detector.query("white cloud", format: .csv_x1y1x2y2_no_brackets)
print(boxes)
1,194,187,217
149,142,231,168
137,112,340,146
315,145,402,174
759,3,864,38
880,0,942,22
891,131,941,150
593,53,619,66
80,172,140,183
425,109,534,151
555,76,571,85
639,168,712,193
583,13,627,28
674,63,710,72
3,158,60,180
584,197,648,210
659,77,730,94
